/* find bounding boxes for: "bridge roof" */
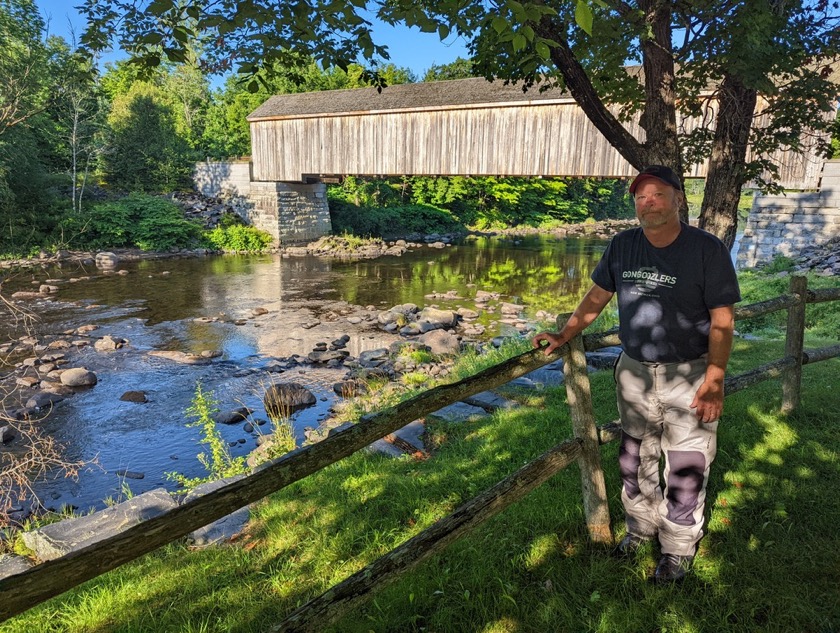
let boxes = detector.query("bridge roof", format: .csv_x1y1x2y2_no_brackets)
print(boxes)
247,77,579,121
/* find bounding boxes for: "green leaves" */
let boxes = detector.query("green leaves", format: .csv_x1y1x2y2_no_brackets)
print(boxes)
575,1,594,36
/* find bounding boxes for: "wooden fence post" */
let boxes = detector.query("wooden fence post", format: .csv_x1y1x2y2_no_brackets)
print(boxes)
563,332,612,543
782,275,808,413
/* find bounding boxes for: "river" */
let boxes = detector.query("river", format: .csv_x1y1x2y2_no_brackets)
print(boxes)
0,234,608,515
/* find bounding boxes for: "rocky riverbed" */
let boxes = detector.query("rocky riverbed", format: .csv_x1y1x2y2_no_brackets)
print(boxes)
3,241,592,524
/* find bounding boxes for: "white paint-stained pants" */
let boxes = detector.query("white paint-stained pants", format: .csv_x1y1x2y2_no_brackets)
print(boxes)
615,353,718,557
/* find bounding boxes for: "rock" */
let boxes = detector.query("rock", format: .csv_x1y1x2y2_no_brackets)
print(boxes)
148,350,211,365
418,330,461,355
389,340,430,355
359,348,389,365
263,360,288,373
426,402,488,424
585,347,622,371
60,368,98,387
461,391,518,412
264,382,316,417
183,476,250,547
119,391,148,403
399,323,422,336
331,336,350,348
94,335,127,352
16,376,39,389
20,488,177,561
95,252,119,269
0,554,33,581
40,381,75,396
114,469,145,480
369,419,427,458
308,350,348,363
418,307,458,329
214,407,252,425
0,426,15,444
10,291,45,299
333,379,369,397
252,307,269,316
39,284,59,294
474,290,500,303
25,392,65,410
500,302,523,316
457,307,480,320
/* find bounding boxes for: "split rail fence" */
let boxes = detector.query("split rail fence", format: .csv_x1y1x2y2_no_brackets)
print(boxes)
1,275,838,631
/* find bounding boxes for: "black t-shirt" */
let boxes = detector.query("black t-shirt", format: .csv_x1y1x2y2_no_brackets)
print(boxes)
591,223,741,363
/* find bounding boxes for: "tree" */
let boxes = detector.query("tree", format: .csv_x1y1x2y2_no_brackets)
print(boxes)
103,81,193,192
0,1,75,251
45,38,108,215
423,57,476,82
80,1,840,249
0,0,50,136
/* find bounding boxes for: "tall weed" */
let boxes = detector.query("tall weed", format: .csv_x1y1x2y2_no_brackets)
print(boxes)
166,383,247,492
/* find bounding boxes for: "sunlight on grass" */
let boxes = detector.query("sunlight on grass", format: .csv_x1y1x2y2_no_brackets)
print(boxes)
523,533,559,570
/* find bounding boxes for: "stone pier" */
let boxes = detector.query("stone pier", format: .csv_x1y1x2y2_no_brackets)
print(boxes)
246,181,331,244
192,161,333,245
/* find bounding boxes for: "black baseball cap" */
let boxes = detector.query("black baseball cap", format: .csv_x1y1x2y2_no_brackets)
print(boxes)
629,165,682,193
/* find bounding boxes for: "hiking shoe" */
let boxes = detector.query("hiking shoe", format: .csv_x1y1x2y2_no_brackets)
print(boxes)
611,533,649,559
654,554,693,584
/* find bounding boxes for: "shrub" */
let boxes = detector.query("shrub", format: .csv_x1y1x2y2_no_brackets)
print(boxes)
203,224,274,252
329,200,463,237
62,193,202,251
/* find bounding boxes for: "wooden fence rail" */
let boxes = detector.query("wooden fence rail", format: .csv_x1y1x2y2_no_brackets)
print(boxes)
1,276,838,627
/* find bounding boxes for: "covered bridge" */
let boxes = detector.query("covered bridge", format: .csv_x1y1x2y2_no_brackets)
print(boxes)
192,77,833,244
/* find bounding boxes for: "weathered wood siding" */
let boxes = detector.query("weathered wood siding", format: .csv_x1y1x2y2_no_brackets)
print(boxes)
250,99,645,182
249,90,833,188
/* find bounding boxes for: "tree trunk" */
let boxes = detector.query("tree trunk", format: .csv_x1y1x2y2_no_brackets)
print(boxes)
541,3,689,220
698,73,757,249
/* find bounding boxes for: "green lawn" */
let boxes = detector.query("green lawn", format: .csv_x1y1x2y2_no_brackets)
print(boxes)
2,332,838,633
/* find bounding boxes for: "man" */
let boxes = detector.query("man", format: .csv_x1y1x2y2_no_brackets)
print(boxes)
532,165,740,583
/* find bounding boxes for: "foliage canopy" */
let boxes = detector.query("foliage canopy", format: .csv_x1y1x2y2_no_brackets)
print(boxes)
79,0,840,249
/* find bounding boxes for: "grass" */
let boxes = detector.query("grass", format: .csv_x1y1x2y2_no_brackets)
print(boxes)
2,305,839,631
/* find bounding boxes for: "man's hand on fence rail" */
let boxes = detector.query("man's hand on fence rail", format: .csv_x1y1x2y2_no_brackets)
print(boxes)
532,331,569,356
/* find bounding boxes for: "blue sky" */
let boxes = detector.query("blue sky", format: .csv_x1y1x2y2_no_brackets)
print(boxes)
35,0,470,80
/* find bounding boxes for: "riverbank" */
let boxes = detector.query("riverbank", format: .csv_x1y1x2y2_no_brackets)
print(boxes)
2,222,839,276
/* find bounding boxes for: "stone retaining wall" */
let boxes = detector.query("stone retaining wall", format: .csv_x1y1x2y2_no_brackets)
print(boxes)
193,160,252,198
737,160,840,268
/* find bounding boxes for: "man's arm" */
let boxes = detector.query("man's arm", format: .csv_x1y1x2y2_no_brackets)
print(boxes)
531,284,614,356
690,304,735,423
